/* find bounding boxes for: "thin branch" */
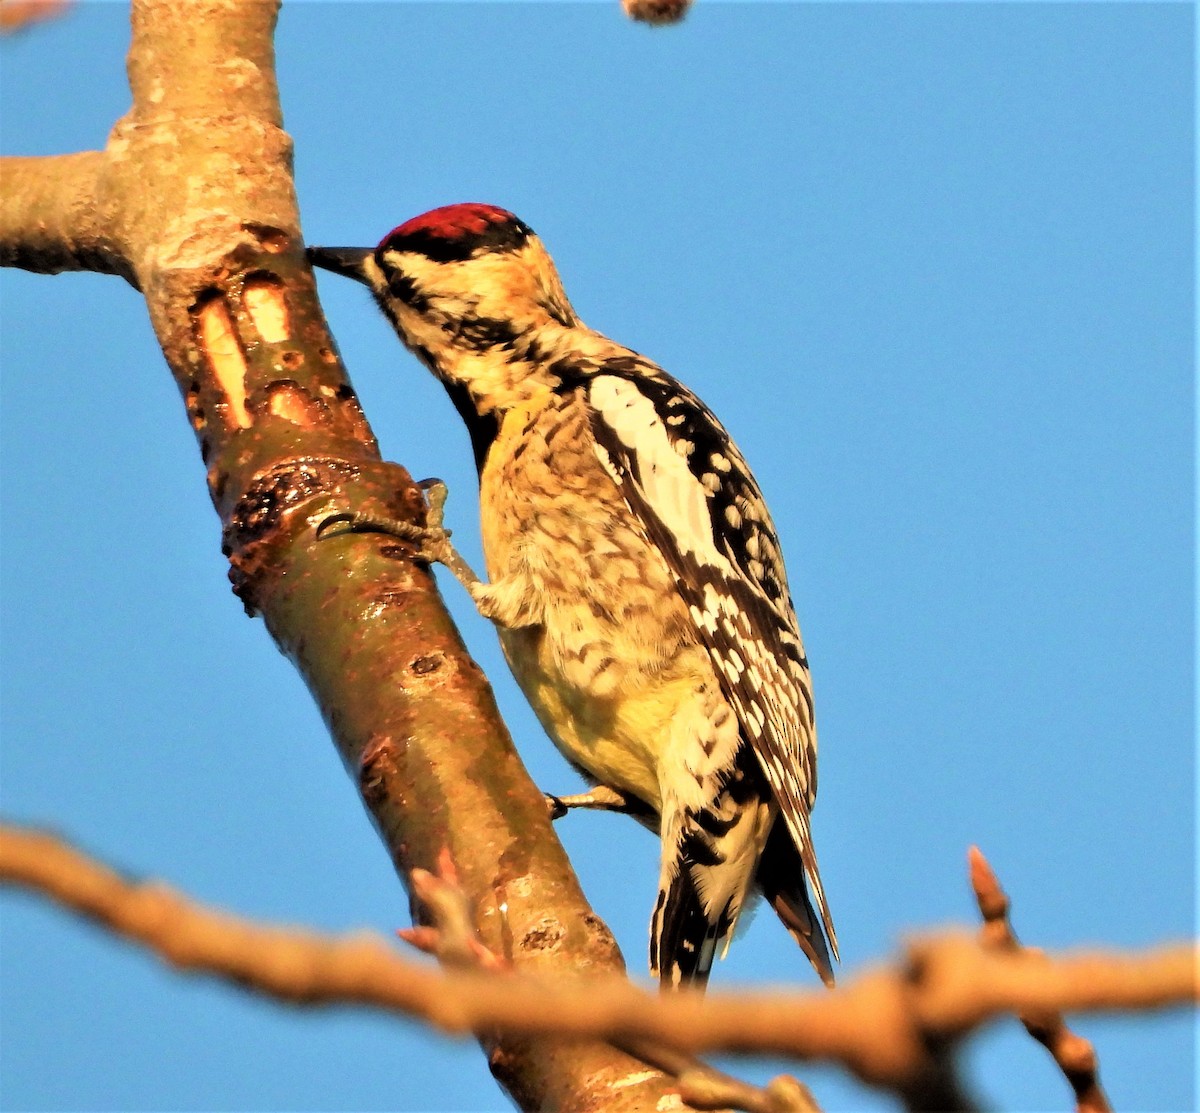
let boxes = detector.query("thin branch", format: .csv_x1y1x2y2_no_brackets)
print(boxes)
969,847,1113,1113
622,1040,821,1113
0,0,71,34
4,823,1196,1102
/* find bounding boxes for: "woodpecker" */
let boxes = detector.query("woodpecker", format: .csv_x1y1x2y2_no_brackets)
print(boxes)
309,204,838,987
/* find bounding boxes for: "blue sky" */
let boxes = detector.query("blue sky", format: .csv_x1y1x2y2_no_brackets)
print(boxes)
0,3,1193,1111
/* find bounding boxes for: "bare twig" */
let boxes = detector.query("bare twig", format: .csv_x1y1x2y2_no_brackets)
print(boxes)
649,1047,820,1113
398,847,508,971
969,847,1114,1113
0,0,70,34
622,0,692,26
3,823,1195,1102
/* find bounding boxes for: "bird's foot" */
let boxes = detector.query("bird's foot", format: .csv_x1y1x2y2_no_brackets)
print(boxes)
545,785,653,822
316,478,480,586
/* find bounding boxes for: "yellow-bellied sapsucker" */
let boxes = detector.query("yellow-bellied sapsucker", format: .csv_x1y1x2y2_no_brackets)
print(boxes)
309,203,838,987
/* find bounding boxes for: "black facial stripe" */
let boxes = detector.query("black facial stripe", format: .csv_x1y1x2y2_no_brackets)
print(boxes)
385,271,429,312
455,316,521,351
438,375,500,475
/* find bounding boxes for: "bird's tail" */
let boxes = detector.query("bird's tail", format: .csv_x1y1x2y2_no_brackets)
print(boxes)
650,793,772,989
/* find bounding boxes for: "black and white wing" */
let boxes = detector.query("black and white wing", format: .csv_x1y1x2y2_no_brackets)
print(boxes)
580,357,838,961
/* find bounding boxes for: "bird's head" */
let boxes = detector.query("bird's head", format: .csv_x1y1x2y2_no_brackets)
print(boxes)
308,204,579,386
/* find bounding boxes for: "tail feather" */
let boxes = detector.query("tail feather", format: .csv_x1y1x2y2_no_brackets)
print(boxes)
757,818,837,986
650,864,723,988
651,756,837,989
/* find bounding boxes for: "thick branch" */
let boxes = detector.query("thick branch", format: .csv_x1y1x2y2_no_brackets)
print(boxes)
0,153,130,279
0,3,686,1108
3,823,1196,1104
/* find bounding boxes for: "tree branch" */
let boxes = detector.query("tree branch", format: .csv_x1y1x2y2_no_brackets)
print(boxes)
969,847,1114,1113
622,0,693,26
0,153,128,279
0,0,71,35
4,823,1195,1107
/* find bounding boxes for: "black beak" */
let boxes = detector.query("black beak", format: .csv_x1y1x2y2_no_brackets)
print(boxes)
306,246,374,285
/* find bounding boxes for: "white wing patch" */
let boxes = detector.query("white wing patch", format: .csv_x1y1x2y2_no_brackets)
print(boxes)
588,376,730,572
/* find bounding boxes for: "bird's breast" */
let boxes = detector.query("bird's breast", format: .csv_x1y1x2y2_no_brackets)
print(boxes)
477,394,707,808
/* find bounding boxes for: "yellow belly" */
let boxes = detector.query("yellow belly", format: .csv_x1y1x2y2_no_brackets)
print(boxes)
479,389,711,811
500,625,713,814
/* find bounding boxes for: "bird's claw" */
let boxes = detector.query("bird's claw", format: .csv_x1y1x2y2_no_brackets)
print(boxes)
316,480,482,588
417,478,450,530
315,479,455,565
315,509,452,566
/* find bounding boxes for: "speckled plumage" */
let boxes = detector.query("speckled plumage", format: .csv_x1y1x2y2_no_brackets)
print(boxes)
478,385,732,810
309,204,838,987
